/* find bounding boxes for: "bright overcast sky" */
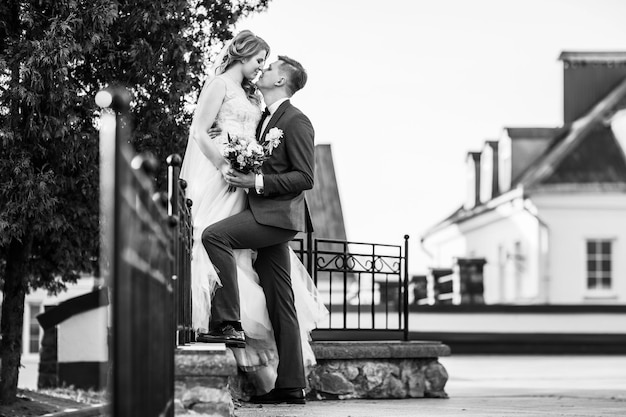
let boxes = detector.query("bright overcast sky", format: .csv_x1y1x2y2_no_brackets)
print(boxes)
238,0,626,273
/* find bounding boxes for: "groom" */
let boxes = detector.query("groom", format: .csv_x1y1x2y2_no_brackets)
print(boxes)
200,56,314,405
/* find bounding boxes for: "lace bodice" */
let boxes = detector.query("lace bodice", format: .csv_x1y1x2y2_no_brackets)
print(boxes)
214,76,262,144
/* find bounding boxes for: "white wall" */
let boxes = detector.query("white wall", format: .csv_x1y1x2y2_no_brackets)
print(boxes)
14,276,98,389
422,192,547,305
534,193,626,304
459,199,542,304
421,223,466,268
58,306,108,363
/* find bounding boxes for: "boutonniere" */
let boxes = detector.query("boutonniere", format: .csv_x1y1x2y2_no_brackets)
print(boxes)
264,127,283,155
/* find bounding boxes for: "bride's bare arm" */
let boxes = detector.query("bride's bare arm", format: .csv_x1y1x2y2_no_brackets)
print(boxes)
191,78,229,172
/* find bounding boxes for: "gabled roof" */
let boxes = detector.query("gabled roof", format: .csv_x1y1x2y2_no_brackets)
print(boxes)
559,51,626,64
423,73,626,239
37,288,108,330
505,127,564,140
518,76,626,188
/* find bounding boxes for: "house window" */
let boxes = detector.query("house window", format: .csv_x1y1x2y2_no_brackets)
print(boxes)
29,303,42,353
586,240,612,291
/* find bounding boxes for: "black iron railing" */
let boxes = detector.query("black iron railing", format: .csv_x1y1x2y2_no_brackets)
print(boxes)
98,87,175,417
292,235,410,341
167,155,194,345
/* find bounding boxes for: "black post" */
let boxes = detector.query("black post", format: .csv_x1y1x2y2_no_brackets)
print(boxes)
166,154,182,346
307,230,314,279
403,235,410,341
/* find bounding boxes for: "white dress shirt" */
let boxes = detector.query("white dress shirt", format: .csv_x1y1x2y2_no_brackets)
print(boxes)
255,98,289,194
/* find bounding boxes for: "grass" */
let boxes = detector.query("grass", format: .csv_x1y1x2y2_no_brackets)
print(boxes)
0,388,108,417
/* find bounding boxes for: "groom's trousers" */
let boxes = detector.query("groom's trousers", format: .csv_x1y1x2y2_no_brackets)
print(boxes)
201,208,307,389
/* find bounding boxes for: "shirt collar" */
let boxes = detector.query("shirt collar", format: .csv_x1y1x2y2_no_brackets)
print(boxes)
267,98,288,115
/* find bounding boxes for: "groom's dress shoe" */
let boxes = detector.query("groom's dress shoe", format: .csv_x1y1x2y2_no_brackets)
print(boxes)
196,324,245,348
250,388,306,405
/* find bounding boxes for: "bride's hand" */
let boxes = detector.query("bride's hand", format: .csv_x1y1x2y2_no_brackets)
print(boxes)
218,162,231,177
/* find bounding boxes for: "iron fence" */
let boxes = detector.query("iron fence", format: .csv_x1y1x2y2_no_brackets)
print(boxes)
292,235,410,341
167,155,194,345
98,87,175,417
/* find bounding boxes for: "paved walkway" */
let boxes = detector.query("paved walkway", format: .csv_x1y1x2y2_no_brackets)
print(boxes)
235,355,626,416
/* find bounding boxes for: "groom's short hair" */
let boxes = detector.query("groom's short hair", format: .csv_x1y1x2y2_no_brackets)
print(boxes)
278,55,307,96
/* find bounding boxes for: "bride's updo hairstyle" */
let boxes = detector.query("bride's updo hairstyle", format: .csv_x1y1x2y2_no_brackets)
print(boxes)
216,30,270,104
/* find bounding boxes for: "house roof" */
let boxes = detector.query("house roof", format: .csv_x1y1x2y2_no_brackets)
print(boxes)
559,51,626,64
421,187,523,239
423,74,626,238
505,127,565,140
37,288,109,330
518,76,626,188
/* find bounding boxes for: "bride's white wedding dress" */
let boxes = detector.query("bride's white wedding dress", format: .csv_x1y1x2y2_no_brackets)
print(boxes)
180,75,327,389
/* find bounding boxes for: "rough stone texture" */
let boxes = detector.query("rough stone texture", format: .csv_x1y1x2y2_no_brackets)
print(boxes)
423,361,449,398
175,345,237,417
228,341,450,401
308,358,448,399
228,369,257,401
306,341,450,400
318,372,355,395
176,345,237,376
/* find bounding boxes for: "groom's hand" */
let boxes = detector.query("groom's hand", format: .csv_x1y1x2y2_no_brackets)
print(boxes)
207,126,222,139
223,169,255,189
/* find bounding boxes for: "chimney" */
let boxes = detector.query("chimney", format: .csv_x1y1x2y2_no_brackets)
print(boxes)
559,51,626,124
499,127,560,193
479,141,499,203
464,152,481,210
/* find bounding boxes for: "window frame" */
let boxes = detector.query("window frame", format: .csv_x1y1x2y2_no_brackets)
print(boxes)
584,238,616,299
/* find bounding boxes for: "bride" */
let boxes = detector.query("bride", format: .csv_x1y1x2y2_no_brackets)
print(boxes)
180,30,326,395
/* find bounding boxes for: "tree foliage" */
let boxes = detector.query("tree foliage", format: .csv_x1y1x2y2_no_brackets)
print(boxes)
0,0,269,404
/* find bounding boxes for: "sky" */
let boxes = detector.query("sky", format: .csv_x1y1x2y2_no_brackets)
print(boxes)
237,0,626,273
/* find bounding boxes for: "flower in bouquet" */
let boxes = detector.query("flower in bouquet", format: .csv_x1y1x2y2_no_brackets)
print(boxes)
222,134,269,191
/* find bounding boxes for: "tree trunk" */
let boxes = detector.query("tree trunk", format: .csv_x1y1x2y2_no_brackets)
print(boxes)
0,237,31,405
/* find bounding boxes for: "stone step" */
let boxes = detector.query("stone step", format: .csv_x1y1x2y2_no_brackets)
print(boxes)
175,340,451,415
308,340,451,399
175,344,237,417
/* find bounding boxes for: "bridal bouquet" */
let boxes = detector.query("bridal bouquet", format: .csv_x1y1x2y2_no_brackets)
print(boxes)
222,129,283,191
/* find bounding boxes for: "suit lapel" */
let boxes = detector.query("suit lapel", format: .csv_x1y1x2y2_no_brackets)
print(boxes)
259,100,290,142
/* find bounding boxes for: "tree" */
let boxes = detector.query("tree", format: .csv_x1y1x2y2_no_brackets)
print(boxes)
0,0,269,404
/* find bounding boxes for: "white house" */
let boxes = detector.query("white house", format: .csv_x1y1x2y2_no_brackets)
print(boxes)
0,275,99,389
422,52,626,305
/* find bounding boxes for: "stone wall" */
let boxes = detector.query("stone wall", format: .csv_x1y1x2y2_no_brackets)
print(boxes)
307,341,450,399
229,340,450,401
175,345,237,417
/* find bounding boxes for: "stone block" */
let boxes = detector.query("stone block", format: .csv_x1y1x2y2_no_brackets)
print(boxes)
306,341,450,400
175,345,237,417
175,345,237,377
190,400,233,417
424,361,449,398
313,341,451,360
317,372,355,395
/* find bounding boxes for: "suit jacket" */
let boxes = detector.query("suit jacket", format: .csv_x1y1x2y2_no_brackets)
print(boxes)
248,100,314,232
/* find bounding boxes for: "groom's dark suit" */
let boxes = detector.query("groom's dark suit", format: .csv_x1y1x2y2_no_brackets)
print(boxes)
202,99,314,389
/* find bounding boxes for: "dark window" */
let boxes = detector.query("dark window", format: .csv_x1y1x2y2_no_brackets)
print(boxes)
586,240,612,291
29,303,41,353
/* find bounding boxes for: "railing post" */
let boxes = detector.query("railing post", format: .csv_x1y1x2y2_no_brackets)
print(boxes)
166,154,182,346
403,235,410,341
307,230,314,279
97,86,175,417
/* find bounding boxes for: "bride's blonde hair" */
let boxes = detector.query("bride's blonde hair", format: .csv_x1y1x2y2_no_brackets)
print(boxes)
216,30,270,104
